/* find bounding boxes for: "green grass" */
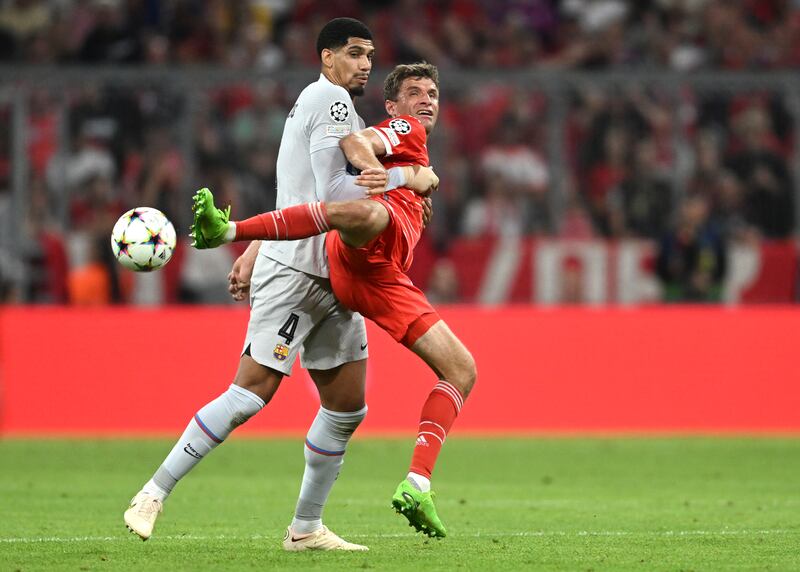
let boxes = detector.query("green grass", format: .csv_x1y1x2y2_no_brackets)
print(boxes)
1,437,799,571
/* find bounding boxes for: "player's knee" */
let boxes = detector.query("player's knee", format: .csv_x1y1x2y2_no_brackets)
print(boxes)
458,350,477,398
448,348,477,399
233,366,281,405
343,201,385,234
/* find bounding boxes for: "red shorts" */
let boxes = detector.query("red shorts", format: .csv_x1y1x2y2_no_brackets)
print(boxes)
326,229,440,348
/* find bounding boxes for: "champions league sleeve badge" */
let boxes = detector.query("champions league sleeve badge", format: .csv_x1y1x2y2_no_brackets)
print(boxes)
329,101,350,123
388,118,411,134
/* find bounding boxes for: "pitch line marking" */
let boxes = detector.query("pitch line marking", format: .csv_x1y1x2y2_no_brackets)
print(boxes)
0,529,795,544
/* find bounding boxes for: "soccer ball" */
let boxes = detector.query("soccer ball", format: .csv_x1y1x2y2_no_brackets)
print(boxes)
111,207,177,272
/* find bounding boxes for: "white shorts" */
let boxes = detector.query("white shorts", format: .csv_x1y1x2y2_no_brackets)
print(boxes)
243,254,368,375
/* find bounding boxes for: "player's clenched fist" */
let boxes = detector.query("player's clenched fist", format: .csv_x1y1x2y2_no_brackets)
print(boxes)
401,165,438,196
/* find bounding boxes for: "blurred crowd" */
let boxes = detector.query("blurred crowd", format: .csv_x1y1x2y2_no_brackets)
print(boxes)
2,0,800,70
1,0,798,305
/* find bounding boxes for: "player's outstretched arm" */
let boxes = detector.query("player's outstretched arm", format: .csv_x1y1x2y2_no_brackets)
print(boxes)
341,130,437,196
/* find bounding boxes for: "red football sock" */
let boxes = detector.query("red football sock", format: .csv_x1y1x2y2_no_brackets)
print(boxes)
234,202,330,241
409,380,465,479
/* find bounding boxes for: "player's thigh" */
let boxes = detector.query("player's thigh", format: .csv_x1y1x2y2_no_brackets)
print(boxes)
244,256,339,377
334,199,390,248
411,320,477,397
302,292,369,412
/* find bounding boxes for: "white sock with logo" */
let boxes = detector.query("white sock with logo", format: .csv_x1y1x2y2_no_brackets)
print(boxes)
141,384,265,502
407,471,431,493
291,405,367,534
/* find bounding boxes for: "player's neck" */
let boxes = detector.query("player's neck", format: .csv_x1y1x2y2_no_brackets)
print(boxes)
321,69,357,100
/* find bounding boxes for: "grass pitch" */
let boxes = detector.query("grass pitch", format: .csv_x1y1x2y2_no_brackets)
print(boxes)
0,437,798,571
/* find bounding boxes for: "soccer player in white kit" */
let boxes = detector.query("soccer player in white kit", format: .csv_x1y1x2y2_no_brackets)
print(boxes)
124,18,400,551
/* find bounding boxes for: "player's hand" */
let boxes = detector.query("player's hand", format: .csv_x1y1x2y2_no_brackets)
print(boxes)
405,165,439,196
422,197,433,228
357,167,388,195
228,249,257,302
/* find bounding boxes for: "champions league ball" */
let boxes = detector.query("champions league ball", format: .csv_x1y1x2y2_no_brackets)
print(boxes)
111,207,177,272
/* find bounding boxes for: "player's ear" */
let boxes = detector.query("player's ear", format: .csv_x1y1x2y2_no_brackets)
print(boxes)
321,48,335,70
385,99,397,117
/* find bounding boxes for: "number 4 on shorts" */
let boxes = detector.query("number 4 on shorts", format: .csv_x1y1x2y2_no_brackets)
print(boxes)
278,313,299,345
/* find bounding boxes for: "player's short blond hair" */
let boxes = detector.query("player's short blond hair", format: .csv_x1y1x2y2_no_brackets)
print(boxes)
383,62,440,101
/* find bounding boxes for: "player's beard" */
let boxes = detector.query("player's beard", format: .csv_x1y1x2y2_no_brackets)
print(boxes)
349,85,366,97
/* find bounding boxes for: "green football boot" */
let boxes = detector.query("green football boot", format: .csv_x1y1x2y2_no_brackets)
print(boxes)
190,187,231,249
391,479,447,538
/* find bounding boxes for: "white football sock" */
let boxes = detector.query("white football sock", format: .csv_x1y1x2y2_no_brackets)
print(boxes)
144,384,265,501
224,222,236,242
407,471,431,493
291,405,367,534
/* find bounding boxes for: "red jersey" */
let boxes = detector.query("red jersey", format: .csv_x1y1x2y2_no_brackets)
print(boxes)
367,115,429,271
326,115,439,347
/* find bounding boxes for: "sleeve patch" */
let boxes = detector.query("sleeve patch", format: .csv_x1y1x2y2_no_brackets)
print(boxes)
380,127,401,146
369,126,393,156
325,124,352,136
388,118,412,135
329,101,350,123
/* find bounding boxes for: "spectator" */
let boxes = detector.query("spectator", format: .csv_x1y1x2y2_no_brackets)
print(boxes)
132,125,184,222
78,0,142,63
21,176,68,303
235,143,278,217
67,236,111,306
583,125,628,236
656,195,727,303
475,116,552,235
707,170,750,241
0,0,51,59
725,103,794,238
462,177,528,238
608,137,673,239
426,258,460,304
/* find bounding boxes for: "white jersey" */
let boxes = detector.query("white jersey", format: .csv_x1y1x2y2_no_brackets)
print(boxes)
261,74,365,277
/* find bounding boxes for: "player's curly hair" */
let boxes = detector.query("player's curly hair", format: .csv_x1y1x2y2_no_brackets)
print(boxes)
316,18,372,57
383,62,440,101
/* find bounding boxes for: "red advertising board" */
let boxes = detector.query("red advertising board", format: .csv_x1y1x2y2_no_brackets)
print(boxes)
1,306,798,435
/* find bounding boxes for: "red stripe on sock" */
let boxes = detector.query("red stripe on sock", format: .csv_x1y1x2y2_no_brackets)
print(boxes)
409,380,466,479
234,202,330,242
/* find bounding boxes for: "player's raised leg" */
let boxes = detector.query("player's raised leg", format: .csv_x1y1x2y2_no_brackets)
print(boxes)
124,357,280,540
190,187,391,250
392,320,477,538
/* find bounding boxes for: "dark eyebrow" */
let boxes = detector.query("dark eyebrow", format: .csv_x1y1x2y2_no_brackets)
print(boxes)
346,44,374,53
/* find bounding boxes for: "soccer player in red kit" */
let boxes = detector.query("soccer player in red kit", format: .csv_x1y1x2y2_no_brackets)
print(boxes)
193,63,476,538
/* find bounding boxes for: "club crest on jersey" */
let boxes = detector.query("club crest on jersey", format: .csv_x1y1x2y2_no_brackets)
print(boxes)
389,118,411,134
329,101,349,123
273,344,289,361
